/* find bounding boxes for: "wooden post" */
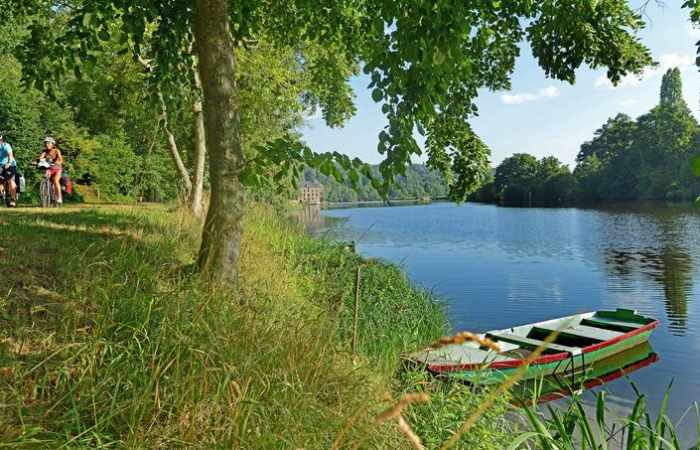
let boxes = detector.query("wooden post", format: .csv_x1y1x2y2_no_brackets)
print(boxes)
352,264,362,355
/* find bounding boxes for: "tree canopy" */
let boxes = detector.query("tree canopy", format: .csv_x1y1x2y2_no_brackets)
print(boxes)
13,0,657,279
488,154,576,207
477,68,700,207
660,67,684,107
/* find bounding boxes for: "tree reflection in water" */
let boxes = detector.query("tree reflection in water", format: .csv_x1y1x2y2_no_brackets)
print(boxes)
604,246,691,336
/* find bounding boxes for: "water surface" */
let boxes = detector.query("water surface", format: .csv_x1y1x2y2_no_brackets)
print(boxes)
315,202,700,444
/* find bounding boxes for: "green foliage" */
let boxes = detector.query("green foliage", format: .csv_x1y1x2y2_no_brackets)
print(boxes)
493,153,571,207
18,0,654,201
574,154,605,202
495,153,540,204
0,14,184,203
518,383,695,450
494,153,539,196
0,58,43,172
577,113,637,163
660,68,684,107
485,69,700,208
301,164,449,203
398,371,514,450
574,71,700,203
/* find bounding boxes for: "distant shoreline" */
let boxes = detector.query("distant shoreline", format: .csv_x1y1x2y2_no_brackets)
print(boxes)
322,198,437,209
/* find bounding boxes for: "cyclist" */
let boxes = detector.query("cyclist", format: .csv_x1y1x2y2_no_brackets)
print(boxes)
0,134,17,207
37,136,64,205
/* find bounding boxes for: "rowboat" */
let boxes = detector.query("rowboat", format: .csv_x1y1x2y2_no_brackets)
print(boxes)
409,309,659,384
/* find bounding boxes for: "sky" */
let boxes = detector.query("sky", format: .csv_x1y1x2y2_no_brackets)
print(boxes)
299,2,700,168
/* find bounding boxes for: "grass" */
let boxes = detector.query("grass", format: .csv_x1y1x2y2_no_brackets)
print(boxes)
3,202,695,449
517,382,700,450
0,202,516,448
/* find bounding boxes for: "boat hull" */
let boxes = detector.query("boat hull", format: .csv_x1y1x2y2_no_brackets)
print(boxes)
410,309,660,385
442,327,655,384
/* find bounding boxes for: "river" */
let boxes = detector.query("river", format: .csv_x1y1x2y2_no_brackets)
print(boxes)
312,201,700,445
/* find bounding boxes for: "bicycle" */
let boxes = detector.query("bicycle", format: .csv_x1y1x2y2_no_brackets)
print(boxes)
36,160,59,208
0,168,18,207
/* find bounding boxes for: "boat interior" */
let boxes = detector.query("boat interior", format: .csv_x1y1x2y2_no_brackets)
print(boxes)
416,310,655,366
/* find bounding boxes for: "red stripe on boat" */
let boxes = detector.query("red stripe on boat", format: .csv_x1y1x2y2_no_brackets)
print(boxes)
426,320,660,373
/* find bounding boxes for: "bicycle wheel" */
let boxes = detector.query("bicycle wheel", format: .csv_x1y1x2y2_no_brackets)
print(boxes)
40,179,51,208
51,184,60,207
2,182,8,207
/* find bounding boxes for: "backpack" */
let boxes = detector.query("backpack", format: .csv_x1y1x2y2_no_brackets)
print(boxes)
0,143,10,162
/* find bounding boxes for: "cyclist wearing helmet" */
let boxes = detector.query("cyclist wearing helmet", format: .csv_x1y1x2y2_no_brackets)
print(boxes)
37,136,64,205
0,134,17,207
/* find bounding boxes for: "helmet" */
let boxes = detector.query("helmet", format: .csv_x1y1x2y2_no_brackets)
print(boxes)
44,136,56,145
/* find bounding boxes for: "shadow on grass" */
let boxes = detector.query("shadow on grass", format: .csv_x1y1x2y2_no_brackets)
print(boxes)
0,208,180,347
0,205,167,236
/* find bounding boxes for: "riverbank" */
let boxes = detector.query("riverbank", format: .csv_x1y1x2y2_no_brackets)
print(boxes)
0,203,514,448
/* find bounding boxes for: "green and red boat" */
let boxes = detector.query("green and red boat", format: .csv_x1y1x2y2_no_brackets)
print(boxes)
409,308,659,384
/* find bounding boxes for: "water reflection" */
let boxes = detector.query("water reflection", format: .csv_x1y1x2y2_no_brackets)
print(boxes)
516,343,659,404
292,205,325,233
604,246,692,336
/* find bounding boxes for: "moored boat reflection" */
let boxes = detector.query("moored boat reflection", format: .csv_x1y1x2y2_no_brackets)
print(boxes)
514,342,658,405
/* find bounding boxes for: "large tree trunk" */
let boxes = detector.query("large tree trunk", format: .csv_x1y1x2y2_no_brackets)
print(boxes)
194,0,245,282
191,66,207,219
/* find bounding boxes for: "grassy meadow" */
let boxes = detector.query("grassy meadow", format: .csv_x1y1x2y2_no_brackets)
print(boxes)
0,204,515,448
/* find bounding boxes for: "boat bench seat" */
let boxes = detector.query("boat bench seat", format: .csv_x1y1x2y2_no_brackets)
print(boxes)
487,332,581,355
583,317,644,330
537,324,623,342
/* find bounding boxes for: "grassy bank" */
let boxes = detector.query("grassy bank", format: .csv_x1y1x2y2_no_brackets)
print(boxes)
0,203,513,448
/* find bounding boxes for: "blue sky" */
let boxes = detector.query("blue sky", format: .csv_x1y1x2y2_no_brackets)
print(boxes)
300,3,700,168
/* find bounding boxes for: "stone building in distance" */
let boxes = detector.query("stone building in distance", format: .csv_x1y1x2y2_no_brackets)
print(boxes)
298,182,323,205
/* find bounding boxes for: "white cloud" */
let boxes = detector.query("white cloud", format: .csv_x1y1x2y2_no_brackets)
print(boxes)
619,99,636,107
538,86,560,98
501,93,537,104
659,52,695,70
501,85,560,104
594,52,695,89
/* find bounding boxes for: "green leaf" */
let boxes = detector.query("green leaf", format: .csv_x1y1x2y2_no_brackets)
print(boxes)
432,50,445,65
82,13,94,28
506,432,539,450
371,88,383,102
691,154,700,177
596,391,608,450
98,28,110,41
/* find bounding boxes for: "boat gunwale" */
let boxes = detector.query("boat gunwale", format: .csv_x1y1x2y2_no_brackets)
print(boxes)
425,317,660,373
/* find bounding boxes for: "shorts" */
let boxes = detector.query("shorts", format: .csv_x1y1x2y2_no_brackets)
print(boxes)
0,165,16,182
46,166,62,179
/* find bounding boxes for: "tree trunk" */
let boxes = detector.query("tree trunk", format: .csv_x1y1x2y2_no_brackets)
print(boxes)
194,0,245,282
138,55,193,197
191,66,207,219
158,91,193,197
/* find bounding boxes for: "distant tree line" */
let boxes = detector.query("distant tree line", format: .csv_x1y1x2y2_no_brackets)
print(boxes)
302,164,449,202
472,68,700,207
